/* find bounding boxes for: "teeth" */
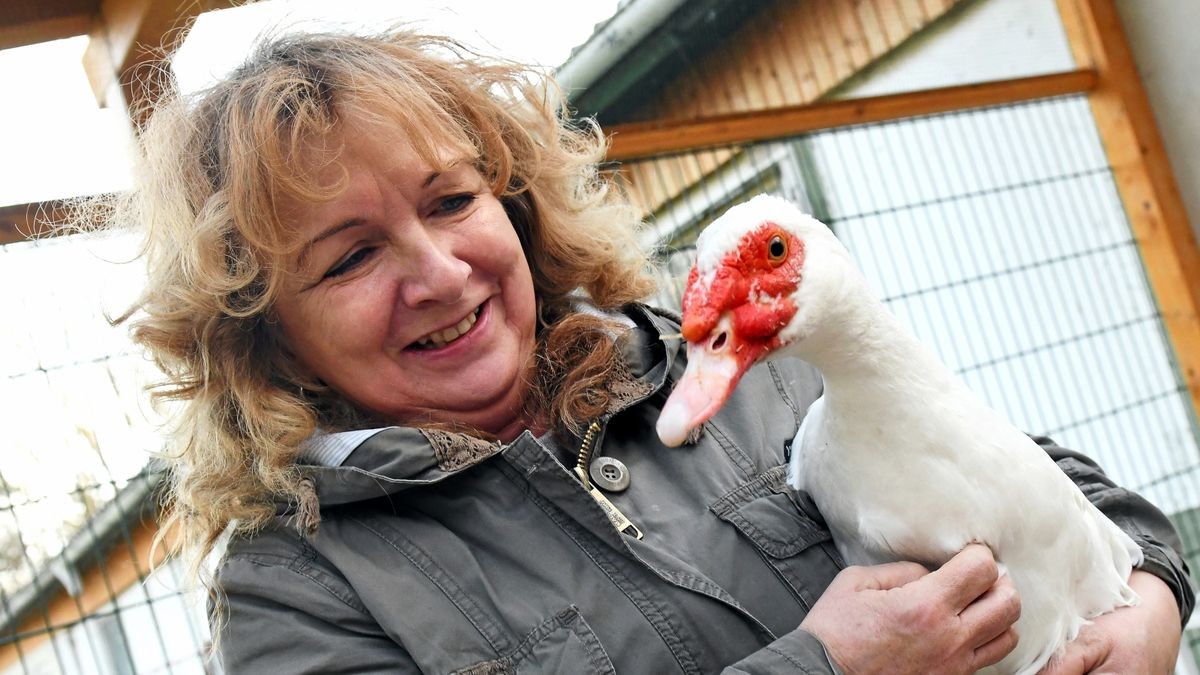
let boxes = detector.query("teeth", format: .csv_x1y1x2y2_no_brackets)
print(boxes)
415,306,480,349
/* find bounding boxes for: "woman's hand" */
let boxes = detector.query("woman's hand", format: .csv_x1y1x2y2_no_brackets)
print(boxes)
800,544,1020,674
1038,570,1181,675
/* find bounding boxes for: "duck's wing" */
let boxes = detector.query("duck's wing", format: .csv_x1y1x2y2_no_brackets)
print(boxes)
787,394,825,491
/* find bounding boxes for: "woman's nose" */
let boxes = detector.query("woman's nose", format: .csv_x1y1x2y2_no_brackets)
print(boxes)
397,236,470,308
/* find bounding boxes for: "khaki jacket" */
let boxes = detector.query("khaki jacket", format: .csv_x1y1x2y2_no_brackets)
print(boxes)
214,304,1193,674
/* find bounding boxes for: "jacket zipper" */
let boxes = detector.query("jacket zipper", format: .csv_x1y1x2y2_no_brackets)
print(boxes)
573,421,643,539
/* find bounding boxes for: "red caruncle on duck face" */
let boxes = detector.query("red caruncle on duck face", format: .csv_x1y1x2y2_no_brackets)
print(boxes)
655,220,807,448
681,222,805,357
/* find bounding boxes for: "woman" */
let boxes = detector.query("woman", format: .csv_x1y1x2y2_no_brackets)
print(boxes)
114,30,1191,673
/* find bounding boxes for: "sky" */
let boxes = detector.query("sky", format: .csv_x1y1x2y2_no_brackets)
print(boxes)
0,0,623,207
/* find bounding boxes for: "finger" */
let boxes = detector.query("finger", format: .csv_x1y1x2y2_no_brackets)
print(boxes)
972,627,1019,670
1036,633,1105,675
959,575,1021,646
855,560,931,591
926,544,999,610
1037,650,1087,675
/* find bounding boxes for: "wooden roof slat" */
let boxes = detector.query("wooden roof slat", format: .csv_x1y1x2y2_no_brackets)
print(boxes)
0,0,98,50
0,0,236,243
83,0,237,124
0,200,74,245
605,69,1099,161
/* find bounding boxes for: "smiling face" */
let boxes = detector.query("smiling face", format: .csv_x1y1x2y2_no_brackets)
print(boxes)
272,110,538,440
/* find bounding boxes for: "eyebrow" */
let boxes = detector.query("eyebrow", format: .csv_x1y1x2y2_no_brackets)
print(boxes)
297,219,363,270
295,165,463,269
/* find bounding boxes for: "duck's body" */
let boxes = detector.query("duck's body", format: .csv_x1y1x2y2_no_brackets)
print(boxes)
656,194,1142,674
791,292,1141,674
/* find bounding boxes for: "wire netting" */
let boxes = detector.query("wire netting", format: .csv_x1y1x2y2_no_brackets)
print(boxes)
0,234,214,674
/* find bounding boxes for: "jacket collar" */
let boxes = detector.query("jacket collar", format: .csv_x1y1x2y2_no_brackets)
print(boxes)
284,304,682,517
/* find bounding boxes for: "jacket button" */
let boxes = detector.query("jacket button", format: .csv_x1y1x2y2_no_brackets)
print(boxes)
590,457,630,492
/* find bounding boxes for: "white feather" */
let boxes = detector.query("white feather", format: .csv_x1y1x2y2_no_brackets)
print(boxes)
714,195,1141,675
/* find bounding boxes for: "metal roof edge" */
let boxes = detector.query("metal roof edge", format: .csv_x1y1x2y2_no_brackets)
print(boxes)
554,0,692,99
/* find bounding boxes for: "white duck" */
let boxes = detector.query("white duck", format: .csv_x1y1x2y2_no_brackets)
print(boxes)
656,194,1142,675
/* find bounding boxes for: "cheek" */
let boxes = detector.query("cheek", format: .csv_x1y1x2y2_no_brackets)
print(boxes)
276,305,339,376
472,202,529,277
273,294,316,352
275,283,388,375
504,254,538,338
483,221,536,314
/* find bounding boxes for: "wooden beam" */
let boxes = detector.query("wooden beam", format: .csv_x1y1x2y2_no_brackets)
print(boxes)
0,0,98,50
604,69,1099,161
0,520,166,672
0,15,93,51
1056,0,1200,418
82,0,235,126
0,196,116,246
0,200,71,246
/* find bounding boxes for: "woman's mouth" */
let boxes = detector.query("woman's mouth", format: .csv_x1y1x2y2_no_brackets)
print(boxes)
410,304,483,350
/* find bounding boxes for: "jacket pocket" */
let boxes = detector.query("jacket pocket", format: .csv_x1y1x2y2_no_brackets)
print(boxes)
451,606,615,675
710,465,844,610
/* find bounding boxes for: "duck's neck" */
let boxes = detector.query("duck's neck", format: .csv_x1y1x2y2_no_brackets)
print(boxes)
791,286,961,411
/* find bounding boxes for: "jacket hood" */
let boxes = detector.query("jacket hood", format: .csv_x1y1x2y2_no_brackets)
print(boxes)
282,304,684,522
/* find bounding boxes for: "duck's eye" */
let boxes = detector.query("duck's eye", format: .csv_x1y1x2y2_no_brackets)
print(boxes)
767,235,787,265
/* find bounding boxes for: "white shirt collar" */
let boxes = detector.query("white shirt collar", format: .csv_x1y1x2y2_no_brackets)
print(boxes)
297,427,391,466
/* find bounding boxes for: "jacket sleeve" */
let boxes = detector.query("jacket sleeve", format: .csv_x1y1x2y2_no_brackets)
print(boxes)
722,628,843,675
213,551,421,674
1034,436,1195,625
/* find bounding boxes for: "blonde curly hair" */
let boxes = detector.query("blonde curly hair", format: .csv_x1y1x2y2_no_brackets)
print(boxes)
106,29,654,577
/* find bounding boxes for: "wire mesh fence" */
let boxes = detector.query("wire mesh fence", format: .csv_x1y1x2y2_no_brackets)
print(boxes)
631,93,1200,664
0,234,214,674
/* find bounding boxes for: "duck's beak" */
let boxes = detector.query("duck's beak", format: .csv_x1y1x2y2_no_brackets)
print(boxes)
656,337,747,447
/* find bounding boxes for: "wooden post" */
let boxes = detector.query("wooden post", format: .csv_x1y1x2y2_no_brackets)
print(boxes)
82,0,236,127
1055,0,1200,418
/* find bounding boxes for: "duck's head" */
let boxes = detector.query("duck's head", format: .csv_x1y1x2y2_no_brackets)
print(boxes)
657,194,848,447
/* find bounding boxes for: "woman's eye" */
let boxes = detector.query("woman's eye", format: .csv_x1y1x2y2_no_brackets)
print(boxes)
435,193,476,215
324,247,375,279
